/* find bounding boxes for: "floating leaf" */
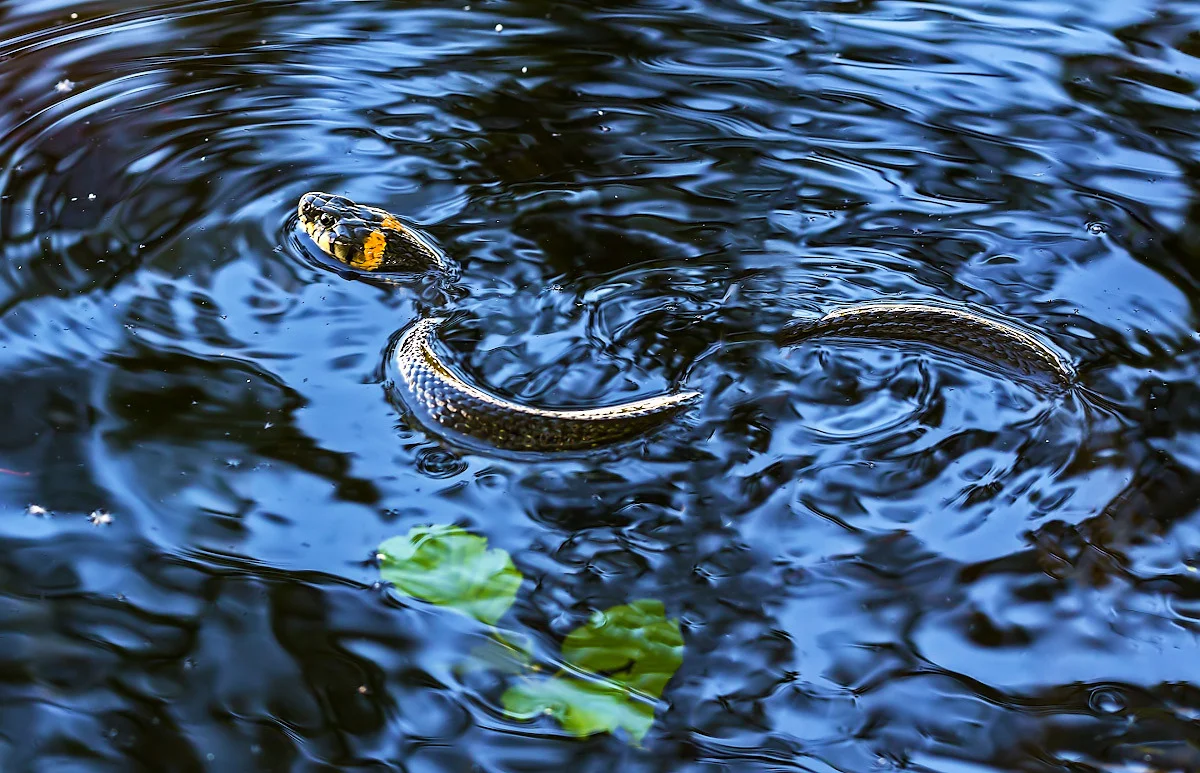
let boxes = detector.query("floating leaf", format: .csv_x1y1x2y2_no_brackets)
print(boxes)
503,676,655,742
377,525,522,625
561,599,684,699
502,599,684,743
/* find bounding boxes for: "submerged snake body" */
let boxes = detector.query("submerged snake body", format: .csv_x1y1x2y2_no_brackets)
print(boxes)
299,191,1074,450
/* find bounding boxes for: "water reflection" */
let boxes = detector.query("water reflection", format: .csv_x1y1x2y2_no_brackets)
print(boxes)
0,0,1197,769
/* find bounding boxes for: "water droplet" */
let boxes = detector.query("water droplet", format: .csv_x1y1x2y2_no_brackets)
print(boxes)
1086,221,1108,235
54,79,74,94
494,23,503,32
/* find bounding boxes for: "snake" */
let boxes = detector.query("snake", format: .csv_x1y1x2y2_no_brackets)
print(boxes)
297,191,1075,451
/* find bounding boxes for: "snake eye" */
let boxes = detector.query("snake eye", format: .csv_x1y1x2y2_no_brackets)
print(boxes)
318,212,337,228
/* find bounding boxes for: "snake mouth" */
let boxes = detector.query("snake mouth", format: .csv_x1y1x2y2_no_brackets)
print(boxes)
296,191,452,273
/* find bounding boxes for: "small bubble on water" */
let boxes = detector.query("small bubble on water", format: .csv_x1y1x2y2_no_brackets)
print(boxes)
70,12,78,19
494,23,503,31
87,193,96,200
1089,688,1124,713
54,79,74,93
88,510,113,526
1086,221,1108,235
521,66,528,73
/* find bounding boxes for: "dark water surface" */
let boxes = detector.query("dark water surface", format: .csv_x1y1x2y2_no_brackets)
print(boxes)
1,0,1199,769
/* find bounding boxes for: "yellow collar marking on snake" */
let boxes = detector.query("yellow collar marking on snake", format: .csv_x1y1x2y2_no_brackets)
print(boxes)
356,229,387,271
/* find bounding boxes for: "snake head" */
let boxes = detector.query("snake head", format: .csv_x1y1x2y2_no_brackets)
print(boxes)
297,191,450,273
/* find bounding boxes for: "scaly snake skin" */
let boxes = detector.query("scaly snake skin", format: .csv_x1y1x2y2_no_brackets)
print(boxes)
393,318,701,451
298,192,1073,450
779,302,1075,384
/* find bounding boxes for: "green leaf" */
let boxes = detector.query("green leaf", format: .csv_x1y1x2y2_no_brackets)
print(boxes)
560,599,684,699
502,599,684,743
377,525,523,625
502,676,656,743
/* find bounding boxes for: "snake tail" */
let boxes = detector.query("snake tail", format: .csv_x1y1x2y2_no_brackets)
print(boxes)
778,302,1074,383
391,318,702,451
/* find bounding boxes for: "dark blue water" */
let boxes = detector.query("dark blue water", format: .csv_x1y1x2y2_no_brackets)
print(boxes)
1,0,1198,770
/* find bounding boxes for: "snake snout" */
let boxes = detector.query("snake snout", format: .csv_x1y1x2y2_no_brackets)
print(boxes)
297,191,354,229
296,191,323,225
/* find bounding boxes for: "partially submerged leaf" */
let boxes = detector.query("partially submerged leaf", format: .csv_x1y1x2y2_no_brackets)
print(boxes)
502,676,655,743
377,525,523,625
560,599,684,699
502,599,684,743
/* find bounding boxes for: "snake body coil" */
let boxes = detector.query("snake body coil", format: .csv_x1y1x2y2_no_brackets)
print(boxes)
299,191,699,451
393,318,701,451
298,192,1074,451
